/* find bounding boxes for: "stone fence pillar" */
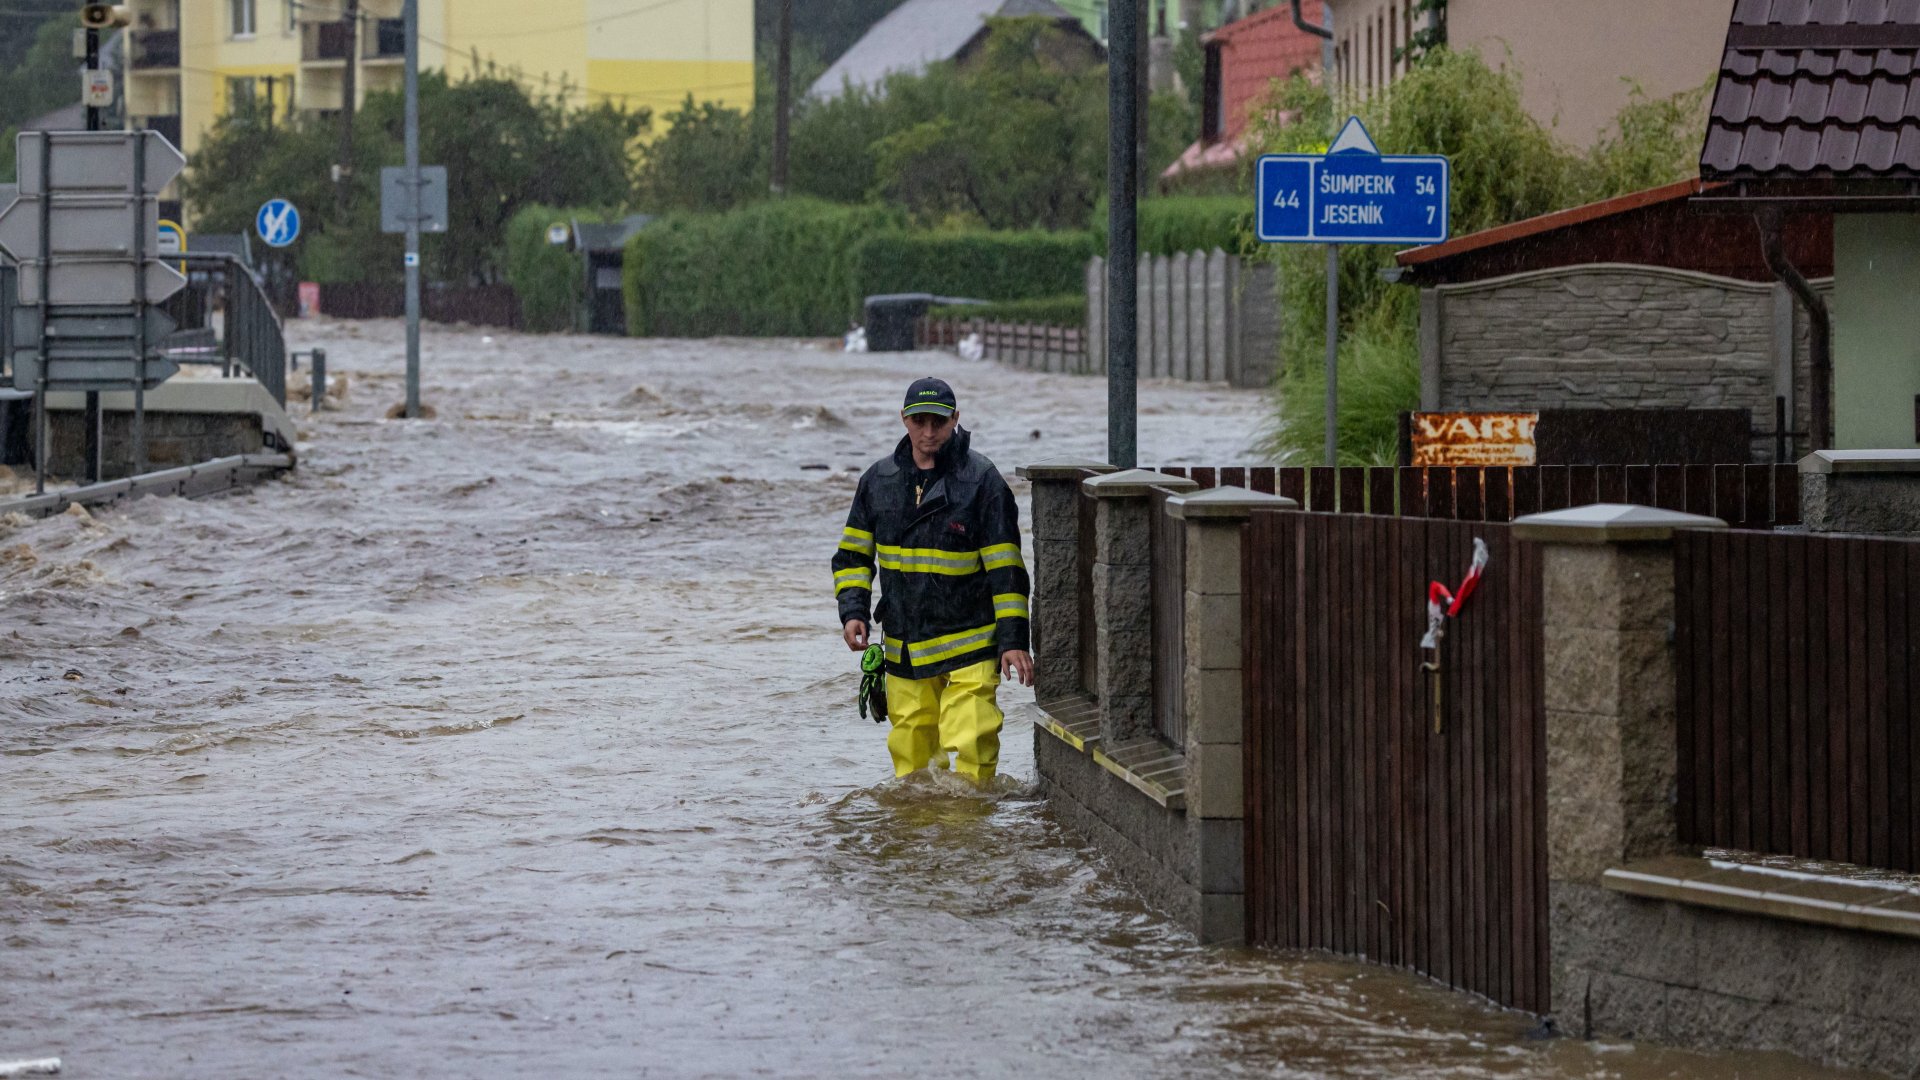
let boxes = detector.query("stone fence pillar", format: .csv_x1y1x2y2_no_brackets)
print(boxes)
1511,503,1726,1022
1799,449,1920,535
1168,485,1297,944
1083,468,1197,745
1016,458,1116,703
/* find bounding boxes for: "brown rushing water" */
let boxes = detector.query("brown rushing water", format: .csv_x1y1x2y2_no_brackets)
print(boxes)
0,320,1867,1078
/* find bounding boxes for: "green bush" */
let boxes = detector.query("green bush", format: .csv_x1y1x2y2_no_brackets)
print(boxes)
502,205,603,333
927,294,1086,326
1092,195,1255,256
852,230,1094,303
1262,308,1421,466
624,198,902,337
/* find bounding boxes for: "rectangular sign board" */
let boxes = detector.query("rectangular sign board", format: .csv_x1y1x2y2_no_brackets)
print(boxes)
15,258,187,306
380,165,448,234
12,352,179,393
15,130,184,196
1408,411,1538,467
1257,152,1449,245
0,196,159,258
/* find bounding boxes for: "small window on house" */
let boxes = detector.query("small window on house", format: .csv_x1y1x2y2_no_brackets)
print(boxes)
1096,2,1108,40
1201,43,1223,143
231,0,256,37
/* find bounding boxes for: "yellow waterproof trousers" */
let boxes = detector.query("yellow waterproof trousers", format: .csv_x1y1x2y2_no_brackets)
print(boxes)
884,658,1003,783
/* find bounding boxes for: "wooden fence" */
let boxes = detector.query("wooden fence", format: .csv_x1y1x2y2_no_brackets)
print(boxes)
1676,529,1920,873
1155,463,1801,529
1243,511,1549,1012
916,318,1088,373
317,283,524,329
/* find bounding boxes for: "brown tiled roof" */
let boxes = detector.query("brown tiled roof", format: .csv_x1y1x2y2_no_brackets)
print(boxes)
1702,0,1920,180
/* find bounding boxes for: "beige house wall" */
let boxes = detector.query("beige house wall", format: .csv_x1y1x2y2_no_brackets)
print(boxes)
1326,0,1727,149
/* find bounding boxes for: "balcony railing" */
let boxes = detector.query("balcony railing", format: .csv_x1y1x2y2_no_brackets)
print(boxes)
132,28,181,69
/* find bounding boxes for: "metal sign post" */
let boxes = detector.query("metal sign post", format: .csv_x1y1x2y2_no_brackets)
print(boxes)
403,0,422,420
1257,117,1450,466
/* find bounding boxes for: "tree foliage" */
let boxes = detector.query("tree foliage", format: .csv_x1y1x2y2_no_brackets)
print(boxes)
0,12,95,182
183,72,648,285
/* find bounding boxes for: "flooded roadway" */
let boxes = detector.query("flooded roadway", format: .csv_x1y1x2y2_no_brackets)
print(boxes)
1,320,1864,1078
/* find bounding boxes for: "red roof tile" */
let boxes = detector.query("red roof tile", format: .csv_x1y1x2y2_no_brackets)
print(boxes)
1703,0,1920,179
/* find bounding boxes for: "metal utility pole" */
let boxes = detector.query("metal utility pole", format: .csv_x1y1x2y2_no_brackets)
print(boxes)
83,15,103,483
769,0,792,195
402,0,421,419
1107,0,1140,468
337,0,359,208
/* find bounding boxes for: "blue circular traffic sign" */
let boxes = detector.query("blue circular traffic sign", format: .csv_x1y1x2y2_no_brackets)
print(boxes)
256,198,301,248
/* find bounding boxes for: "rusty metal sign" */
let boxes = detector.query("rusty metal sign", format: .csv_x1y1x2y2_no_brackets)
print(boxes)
1410,412,1538,467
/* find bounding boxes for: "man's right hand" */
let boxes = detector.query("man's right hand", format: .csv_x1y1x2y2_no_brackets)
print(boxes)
843,619,869,651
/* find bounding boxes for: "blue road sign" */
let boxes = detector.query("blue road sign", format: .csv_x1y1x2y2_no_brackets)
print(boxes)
256,198,301,248
1256,118,1449,245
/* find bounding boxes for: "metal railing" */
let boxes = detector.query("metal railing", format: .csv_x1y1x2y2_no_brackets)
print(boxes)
178,254,288,408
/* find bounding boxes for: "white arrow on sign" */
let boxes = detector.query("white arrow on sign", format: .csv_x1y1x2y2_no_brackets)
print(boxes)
15,130,184,196
15,258,187,306
0,196,159,261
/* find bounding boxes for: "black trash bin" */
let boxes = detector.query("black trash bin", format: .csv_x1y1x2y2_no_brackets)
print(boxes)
862,293,935,352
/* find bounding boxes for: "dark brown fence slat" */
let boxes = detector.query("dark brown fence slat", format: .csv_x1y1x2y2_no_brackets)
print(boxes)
1221,466,1247,489
1454,467,1483,521
1654,464,1687,512
1775,465,1802,526
1512,466,1540,517
1241,510,1544,1011
1677,528,1920,874
1596,465,1626,504
1368,467,1395,516
1279,467,1306,505
1427,468,1455,520
1744,464,1775,528
1398,467,1426,518
1625,465,1655,506
1309,467,1336,512
1485,468,1511,522
1339,468,1366,514
1568,465,1598,508
1251,467,1276,494
1538,466,1570,511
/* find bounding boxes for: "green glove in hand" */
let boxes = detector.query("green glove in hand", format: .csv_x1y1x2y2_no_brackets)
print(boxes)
857,643,888,724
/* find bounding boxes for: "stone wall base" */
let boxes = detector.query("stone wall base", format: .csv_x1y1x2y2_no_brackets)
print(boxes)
1552,882,1920,1078
1035,729,1197,929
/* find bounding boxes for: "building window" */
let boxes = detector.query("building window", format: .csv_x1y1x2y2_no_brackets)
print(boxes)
1201,42,1223,143
231,0,255,36
228,76,257,114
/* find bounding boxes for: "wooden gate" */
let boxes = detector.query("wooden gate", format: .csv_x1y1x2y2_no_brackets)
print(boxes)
1242,511,1549,1013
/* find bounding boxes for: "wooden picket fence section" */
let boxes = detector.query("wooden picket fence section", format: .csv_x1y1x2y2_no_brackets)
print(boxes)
916,318,1088,372
1155,463,1800,529
1242,510,1549,1013
1676,529,1920,873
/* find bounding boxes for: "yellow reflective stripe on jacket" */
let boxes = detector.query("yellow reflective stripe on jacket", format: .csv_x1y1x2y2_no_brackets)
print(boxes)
838,526,875,556
876,544,980,575
992,592,1028,620
981,543,1024,571
834,567,873,594
884,638,902,662
909,623,998,666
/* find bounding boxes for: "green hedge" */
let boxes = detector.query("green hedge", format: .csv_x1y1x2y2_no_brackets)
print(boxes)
851,230,1095,304
1091,195,1254,256
625,199,902,337
502,204,600,333
927,294,1086,327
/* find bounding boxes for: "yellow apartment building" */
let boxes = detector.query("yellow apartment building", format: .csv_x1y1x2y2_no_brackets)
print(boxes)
124,0,753,209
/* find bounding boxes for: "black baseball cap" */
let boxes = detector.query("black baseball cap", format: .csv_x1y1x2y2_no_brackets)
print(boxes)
902,377,957,417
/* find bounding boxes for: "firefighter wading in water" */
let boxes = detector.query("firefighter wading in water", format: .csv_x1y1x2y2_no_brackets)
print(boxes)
834,378,1033,784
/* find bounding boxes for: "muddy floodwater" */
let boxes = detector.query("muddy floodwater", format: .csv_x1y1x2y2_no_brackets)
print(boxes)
1,321,1867,1078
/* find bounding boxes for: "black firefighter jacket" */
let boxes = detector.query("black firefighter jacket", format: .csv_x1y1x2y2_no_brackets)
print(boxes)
833,428,1030,680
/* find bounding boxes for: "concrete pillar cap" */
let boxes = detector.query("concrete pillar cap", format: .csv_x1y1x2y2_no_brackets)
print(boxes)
1798,449,1920,475
1081,468,1200,498
1016,457,1119,481
1511,502,1726,544
1167,485,1298,520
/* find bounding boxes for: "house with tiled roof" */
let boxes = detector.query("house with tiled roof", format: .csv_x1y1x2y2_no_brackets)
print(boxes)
808,0,1103,101
1696,0,1920,450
